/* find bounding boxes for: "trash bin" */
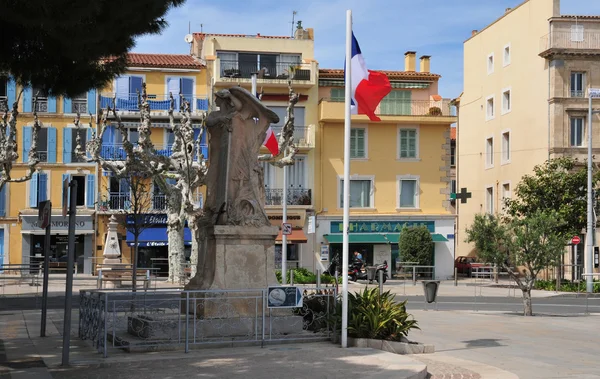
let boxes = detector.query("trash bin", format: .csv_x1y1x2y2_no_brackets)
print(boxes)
366,266,377,281
422,280,440,303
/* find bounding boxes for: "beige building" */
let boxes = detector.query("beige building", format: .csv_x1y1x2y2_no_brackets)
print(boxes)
458,0,600,275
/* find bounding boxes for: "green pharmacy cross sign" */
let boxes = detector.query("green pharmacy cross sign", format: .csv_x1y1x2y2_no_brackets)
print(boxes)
450,187,472,204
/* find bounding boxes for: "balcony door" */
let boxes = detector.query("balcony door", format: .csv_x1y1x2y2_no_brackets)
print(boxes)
238,53,258,78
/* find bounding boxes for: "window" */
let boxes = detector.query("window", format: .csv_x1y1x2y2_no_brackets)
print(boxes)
398,176,419,209
450,142,456,167
153,181,167,210
217,52,301,79
32,87,48,112
571,72,585,97
29,172,48,208
379,91,411,116
0,185,6,217
72,175,86,206
108,177,130,210
570,117,584,147
502,89,511,114
501,131,510,163
339,179,373,208
71,93,87,114
487,53,494,74
502,183,511,200
571,24,584,42
115,76,143,100
37,128,48,162
0,77,6,100
69,128,88,163
486,137,494,167
485,187,494,214
451,179,457,196
62,174,94,208
486,96,495,120
503,44,511,66
398,128,418,159
350,128,366,159
330,88,345,102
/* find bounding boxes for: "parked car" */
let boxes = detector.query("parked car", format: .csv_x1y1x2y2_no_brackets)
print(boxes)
455,256,490,277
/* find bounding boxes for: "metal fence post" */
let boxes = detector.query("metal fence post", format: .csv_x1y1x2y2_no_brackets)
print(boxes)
185,292,190,353
412,266,416,286
378,270,383,295
454,268,458,286
316,269,321,288
290,270,294,286
103,293,108,358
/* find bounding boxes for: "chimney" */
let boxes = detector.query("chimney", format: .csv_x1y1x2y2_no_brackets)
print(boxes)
471,30,478,37
505,7,511,13
419,55,431,73
404,51,416,72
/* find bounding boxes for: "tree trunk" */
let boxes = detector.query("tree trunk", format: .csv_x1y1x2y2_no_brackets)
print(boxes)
190,226,198,278
133,234,139,292
521,288,533,316
167,220,185,283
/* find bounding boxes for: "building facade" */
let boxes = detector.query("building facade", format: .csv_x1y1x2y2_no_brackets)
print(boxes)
316,52,457,279
192,26,320,272
458,0,600,276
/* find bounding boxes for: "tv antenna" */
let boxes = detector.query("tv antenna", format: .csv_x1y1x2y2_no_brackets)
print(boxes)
291,11,297,38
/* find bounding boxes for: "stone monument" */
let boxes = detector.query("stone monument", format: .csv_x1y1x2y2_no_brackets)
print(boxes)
186,87,280,292
103,215,122,264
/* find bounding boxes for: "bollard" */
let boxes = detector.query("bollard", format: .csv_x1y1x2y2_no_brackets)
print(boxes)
454,267,458,286
412,266,416,286
290,270,294,286
316,269,321,288
378,270,384,295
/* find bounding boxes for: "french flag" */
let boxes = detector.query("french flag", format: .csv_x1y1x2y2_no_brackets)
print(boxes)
263,127,279,156
347,32,391,122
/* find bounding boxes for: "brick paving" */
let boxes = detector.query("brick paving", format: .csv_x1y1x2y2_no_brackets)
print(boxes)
415,357,482,379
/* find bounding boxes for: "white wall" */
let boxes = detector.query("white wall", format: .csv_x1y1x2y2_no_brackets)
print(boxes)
434,218,455,279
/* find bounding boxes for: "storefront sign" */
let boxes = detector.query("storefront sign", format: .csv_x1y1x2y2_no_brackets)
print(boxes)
267,211,305,228
320,245,329,261
21,215,93,232
307,216,315,234
329,220,434,233
127,214,168,225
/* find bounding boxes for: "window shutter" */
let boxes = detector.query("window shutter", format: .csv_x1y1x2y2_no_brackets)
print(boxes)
0,185,6,217
29,173,39,208
200,131,208,158
356,129,365,157
22,87,32,113
115,77,129,98
47,96,57,113
87,89,96,115
62,174,71,208
181,78,194,105
167,77,181,109
22,126,32,163
6,77,16,109
86,174,95,208
63,97,72,113
63,128,72,163
38,173,48,202
47,127,57,163
130,76,143,96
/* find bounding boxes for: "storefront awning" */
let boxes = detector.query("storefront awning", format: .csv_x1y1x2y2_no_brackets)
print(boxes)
384,233,449,243
324,233,389,244
126,227,192,247
276,229,308,243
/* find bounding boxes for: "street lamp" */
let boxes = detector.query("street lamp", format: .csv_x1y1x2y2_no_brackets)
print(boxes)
586,88,600,293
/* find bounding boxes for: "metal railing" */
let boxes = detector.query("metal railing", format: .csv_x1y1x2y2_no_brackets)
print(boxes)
72,99,88,114
33,98,48,112
36,151,48,162
271,125,314,148
100,144,208,160
265,188,312,206
79,286,336,357
571,90,585,98
541,31,600,52
218,60,313,81
99,93,209,112
98,193,201,212
320,97,456,117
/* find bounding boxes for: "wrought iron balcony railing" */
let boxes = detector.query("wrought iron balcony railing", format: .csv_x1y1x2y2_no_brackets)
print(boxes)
100,143,208,161
99,93,209,113
571,90,585,98
33,99,48,113
265,188,312,206
72,99,88,114
218,60,312,81
98,193,199,212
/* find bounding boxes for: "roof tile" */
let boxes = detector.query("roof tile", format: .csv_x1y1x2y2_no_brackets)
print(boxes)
319,68,441,81
114,53,203,69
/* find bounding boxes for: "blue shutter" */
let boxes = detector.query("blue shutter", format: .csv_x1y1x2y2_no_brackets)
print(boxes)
22,126,32,163
86,174,95,208
62,174,71,208
47,127,57,163
63,97,72,113
47,96,57,113
181,78,194,109
130,77,143,96
63,128,72,163
119,178,130,194
29,173,39,208
167,77,181,109
0,185,6,217
38,173,48,202
115,77,129,98
22,87,32,112
6,77,16,110
87,89,96,115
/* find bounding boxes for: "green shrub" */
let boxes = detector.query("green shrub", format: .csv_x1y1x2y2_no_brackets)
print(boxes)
276,269,342,284
534,279,600,293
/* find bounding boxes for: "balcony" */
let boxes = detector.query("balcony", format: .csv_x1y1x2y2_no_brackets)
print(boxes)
540,31,600,57
214,59,317,88
98,193,203,212
265,187,312,206
72,99,88,114
99,93,209,115
319,98,457,123
100,143,208,161
271,125,314,149
33,98,48,113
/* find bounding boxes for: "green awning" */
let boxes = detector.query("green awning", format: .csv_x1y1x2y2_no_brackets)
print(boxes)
324,233,389,244
384,233,449,243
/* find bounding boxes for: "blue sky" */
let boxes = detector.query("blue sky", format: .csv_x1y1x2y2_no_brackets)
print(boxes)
133,0,600,98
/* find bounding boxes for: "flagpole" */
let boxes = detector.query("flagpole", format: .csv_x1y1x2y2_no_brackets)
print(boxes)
341,8,352,349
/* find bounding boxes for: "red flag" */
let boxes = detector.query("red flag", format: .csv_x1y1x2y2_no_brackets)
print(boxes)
263,127,279,155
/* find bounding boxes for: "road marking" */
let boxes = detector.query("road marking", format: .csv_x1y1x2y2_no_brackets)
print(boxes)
415,302,600,308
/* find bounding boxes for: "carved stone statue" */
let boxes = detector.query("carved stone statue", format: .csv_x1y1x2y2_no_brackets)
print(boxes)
204,87,279,227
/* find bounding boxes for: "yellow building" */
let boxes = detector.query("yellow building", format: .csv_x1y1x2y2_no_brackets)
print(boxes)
316,52,457,278
191,25,319,271
458,0,600,276
95,53,208,275
0,75,98,273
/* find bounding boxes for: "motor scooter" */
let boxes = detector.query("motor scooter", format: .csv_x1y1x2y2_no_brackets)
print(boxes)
348,260,388,284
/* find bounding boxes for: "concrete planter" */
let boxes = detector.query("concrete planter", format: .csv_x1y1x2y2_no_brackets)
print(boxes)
347,337,434,355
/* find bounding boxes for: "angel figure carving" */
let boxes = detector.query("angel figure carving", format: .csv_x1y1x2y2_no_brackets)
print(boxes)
205,87,279,227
